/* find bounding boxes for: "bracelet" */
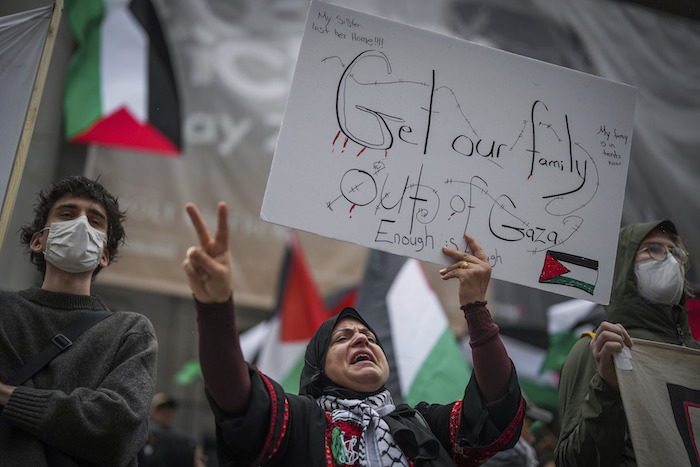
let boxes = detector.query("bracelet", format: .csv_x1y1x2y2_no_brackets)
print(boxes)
460,300,488,312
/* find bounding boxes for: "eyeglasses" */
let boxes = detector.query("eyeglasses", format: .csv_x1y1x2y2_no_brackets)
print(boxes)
637,242,689,265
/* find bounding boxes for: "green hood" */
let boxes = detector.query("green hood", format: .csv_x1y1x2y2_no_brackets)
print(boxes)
605,220,697,347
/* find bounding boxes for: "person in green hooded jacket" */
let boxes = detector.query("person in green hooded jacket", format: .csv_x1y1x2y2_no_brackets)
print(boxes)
555,220,698,467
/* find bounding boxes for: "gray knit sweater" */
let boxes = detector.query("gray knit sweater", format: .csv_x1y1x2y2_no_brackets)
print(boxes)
0,288,158,466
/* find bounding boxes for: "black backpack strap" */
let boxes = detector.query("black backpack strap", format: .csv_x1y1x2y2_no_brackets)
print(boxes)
6,310,113,386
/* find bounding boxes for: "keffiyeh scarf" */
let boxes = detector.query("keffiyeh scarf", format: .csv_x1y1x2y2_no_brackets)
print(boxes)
317,390,410,466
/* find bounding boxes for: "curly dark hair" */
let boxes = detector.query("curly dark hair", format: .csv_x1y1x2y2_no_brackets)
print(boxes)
19,176,127,278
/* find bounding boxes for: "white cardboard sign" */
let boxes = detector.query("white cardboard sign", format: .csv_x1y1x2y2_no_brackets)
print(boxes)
262,1,637,304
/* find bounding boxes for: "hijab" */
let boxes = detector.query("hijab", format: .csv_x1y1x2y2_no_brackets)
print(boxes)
298,307,451,465
299,306,387,399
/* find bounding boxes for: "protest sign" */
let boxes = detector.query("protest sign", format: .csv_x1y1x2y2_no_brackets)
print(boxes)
262,1,637,304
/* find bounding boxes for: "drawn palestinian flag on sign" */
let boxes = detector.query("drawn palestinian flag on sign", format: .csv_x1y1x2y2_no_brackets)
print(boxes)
539,250,599,295
63,0,181,156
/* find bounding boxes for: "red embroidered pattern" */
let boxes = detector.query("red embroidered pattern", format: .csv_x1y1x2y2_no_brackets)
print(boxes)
253,372,287,465
325,412,334,466
270,397,289,457
324,414,364,466
448,397,525,466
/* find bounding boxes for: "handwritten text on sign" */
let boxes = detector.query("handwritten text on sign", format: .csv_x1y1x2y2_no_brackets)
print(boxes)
262,2,637,304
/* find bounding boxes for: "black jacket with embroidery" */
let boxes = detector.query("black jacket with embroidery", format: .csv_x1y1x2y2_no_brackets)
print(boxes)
208,362,523,466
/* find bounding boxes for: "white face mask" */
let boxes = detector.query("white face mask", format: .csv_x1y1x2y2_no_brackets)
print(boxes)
42,216,106,273
634,255,685,305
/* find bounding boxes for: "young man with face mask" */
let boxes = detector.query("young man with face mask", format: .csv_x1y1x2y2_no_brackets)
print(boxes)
0,176,158,466
555,220,698,467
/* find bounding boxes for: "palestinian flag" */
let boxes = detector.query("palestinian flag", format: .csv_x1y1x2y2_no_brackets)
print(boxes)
541,298,605,374
538,250,599,296
240,233,352,393
179,233,354,388
469,298,606,411
355,250,470,406
63,0,181,155
466,330,561,411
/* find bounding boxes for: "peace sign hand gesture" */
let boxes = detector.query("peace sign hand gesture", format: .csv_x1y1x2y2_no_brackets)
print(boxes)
182,202,232,303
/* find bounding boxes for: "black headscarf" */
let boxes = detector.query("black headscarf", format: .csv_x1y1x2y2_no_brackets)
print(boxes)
299,307,388,399
298,307,451,465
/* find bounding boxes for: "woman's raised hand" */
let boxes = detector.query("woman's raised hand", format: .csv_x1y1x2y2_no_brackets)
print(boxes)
182,202,232,303
440,233,492,306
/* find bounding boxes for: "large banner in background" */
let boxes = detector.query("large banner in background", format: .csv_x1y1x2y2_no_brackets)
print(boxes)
262,2,636,304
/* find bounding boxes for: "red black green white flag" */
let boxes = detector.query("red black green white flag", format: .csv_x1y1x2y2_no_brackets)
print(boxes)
355,250,471,406
238,233,354,392
177,233,354,388
63,0,181,156
539,250,599,296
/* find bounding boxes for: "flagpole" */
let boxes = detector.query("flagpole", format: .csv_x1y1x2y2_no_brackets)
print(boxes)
0,0,64,257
